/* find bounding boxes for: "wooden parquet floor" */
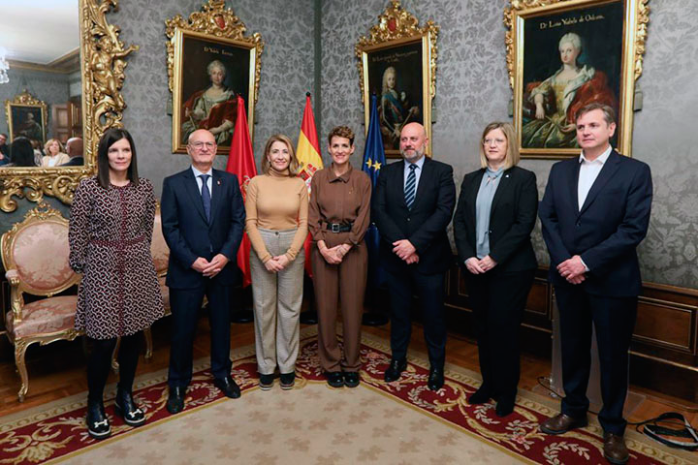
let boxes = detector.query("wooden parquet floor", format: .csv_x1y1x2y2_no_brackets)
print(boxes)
1,313,696,427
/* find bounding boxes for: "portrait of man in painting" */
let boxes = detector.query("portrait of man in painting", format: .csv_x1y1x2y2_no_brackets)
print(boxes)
367,41,423,153
177,35,251,153
521,2,623,150
10,106,45,145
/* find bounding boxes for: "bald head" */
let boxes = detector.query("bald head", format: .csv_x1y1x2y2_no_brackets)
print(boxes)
399,122,428,163
66,137,83,158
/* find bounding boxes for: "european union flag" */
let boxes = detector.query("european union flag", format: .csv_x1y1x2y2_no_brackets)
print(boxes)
362,94,387,288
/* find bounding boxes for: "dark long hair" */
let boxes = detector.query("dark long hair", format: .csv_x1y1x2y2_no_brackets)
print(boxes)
10,137,36,167
97,128,139,188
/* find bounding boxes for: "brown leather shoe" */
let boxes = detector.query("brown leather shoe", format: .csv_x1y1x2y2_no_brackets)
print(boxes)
603,433,629,464
539,413,588,435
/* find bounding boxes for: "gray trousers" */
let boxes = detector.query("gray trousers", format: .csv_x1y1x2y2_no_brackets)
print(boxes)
250,228,304,374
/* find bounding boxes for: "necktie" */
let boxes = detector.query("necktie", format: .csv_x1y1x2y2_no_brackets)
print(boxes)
405,164,417,209
199,174,211,222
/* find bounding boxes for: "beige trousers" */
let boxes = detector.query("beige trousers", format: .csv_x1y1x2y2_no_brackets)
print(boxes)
250,228,304,374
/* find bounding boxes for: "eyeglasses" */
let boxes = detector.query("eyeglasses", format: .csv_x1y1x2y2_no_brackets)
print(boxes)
190,141,215,150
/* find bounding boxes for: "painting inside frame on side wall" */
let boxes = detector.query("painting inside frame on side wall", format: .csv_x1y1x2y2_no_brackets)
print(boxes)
166,0,263,155
356,0,439,159
505,0,650,159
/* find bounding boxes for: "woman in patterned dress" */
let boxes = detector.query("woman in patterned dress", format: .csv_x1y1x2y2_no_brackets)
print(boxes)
69,128,164,440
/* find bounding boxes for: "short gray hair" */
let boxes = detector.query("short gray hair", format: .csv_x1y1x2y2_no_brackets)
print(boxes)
575,102,616,125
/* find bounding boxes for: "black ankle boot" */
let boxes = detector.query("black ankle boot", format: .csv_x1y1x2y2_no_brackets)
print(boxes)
114,388,146,427
86,399,111,440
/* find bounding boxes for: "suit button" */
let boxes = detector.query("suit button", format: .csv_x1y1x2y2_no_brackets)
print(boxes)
407,218,411,222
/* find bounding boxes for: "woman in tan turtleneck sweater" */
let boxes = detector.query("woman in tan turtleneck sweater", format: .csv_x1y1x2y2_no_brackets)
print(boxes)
245,134,308,391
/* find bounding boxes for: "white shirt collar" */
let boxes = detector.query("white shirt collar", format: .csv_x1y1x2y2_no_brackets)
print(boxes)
579,145,612,165
191,165,213,178
404,155,426,170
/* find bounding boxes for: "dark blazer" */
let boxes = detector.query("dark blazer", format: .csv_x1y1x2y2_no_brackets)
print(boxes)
161,167,245,289
454,166,538,273
372,157,456,275
61,156,84,166
539,150,652,297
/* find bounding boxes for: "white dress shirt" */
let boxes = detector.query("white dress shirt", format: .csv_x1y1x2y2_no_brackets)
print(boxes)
191,165,213,196
577,145,612,211
403,155,426,193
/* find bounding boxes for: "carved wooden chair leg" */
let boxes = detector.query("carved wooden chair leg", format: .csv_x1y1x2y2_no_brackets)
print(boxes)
111,336,120,374
144,327,153,361
14,340,30,402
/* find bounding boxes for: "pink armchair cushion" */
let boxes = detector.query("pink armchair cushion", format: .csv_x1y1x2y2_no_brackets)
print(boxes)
159,276,170,313
6,295,78,339
11,222,74,292
151,214,170,274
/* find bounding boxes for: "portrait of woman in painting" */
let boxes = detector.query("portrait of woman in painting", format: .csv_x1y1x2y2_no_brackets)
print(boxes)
181,59,237,146
521,32,617,149
380,66,419,150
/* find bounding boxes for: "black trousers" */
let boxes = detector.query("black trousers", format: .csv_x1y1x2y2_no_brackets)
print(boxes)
466,269,535,403
384,266,446,368
87,333,140,403
555,285,637,435
168,282,232,388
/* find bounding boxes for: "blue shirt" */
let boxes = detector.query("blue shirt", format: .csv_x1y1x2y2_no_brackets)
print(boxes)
403,155,426,194
475,167,504,259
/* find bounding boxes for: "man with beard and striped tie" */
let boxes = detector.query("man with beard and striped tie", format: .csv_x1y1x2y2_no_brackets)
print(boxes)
372,122,456,391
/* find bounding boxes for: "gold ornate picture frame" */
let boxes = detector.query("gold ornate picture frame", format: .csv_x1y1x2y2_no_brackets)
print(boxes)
4,90,48,145
356,0,438,158
0,0,138,212
505,0,649,159
166,0,263,155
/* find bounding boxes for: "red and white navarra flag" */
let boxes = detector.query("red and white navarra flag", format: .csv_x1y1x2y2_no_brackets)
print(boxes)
226,95,257,287
296,93,323,277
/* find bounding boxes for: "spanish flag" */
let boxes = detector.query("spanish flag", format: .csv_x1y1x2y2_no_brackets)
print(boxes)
296,93,323,276
226,95,257,287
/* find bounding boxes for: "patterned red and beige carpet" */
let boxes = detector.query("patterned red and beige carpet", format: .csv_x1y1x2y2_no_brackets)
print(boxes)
0,328,691,464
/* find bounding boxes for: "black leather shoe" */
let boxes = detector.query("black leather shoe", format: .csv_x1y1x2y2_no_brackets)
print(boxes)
384,358,407,383
539,413,588,435
343,371,360,388
214,375,241,399
427,367,444,391
115,388,146,427
495,398,516,417
166,386,186,414
86,399,111,440
326,371,344,388
468,386,493,404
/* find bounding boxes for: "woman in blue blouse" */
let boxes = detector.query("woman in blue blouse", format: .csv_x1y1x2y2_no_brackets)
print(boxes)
453,122,538,417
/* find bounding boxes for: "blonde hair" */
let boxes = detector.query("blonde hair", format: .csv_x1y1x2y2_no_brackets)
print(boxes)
261,134,300,176
43,138,64,155
381,67,396,93
479,122,519,170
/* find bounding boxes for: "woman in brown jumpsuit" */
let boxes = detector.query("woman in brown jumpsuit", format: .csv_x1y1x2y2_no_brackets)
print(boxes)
309,126,371,388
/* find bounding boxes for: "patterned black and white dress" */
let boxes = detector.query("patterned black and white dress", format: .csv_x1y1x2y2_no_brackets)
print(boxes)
69,177,165,339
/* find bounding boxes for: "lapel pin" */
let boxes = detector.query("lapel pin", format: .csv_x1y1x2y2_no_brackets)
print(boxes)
217,180,221,185
505,174,509,178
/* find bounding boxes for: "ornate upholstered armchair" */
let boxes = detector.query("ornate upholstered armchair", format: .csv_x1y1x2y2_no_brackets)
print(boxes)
144,204,170,359
1,204,82,402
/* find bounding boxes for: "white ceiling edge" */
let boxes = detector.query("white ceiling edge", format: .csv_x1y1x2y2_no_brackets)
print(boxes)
0,0,79,65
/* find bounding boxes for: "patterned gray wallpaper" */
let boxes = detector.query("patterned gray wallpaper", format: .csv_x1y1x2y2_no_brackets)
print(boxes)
320,0,698,289
111,0,316,195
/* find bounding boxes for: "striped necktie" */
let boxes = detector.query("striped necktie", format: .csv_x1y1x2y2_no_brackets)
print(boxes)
405,164,417,209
